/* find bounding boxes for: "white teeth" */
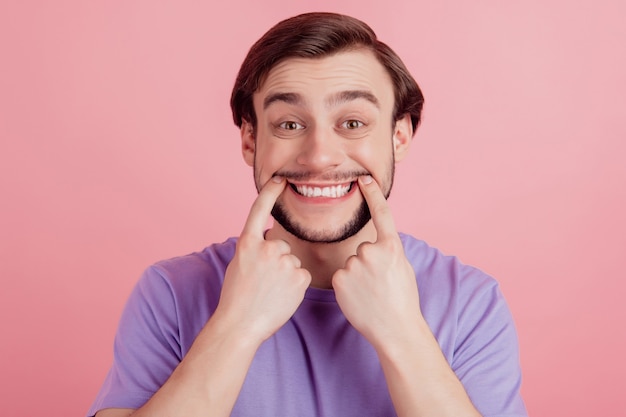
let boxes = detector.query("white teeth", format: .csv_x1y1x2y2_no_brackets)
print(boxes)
295,183,351,198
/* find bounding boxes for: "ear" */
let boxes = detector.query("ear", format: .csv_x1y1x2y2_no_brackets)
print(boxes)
240,119,255,167
392,113,413,162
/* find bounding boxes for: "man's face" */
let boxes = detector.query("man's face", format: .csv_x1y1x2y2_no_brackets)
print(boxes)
241,49,411,243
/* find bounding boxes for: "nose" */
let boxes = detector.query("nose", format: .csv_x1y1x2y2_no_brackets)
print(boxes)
295,126,345,171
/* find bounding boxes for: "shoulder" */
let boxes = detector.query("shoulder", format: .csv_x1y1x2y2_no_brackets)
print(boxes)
128,237,238,326
139,237,238,295
120,237,239,354
152,237,238,278
398,234,526,415
398,232,497,292
398,232,512,347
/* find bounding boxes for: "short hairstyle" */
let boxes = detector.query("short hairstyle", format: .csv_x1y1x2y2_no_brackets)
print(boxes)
230,12,424,134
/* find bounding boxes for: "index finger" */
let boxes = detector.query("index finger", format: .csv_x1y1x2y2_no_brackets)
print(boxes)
357,175,398,241
241,176,287,238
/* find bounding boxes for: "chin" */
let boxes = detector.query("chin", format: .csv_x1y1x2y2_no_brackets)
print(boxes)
271,201,371,244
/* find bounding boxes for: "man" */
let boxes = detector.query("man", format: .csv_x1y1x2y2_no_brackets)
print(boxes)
88,12,527,417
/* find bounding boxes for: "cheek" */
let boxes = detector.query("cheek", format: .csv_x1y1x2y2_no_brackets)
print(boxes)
254,141,293,180
350,138,392,176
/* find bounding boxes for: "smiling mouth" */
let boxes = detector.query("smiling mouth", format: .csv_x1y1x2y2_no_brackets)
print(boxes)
289,182,355,198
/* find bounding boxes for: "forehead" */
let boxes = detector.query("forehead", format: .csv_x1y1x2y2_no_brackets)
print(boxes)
254,49,395,110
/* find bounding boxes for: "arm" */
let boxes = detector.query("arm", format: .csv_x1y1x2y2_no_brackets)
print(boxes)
95,176,311,417
97,311,264,417
333,176,481,417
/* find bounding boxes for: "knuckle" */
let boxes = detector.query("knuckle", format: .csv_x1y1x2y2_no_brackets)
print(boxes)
356,242,373,257
277,254,294,270
297,269,312,286
264,240,290,256
288,254,302,268
332,270,346,288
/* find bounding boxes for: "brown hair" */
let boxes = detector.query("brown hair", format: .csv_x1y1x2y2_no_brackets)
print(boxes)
230,12,424,134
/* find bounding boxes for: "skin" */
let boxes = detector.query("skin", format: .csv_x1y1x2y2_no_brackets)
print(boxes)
96,49,481,417
248,51,396,246
242,49,407,288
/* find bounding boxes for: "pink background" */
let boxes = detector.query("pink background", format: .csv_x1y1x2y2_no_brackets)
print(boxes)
1,1,625,415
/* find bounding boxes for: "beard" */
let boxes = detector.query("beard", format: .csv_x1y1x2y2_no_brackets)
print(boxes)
254,156,395,244
270,196,372,244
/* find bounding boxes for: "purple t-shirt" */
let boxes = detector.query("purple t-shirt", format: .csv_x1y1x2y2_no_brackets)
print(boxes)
88,234,527,416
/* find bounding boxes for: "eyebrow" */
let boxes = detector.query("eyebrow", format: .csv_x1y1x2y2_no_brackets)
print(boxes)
262,90,380,110
326,90,380,109
263,92,304,110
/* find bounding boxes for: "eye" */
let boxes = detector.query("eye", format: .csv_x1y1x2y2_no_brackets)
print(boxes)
342,119,364,129
278,120,305,130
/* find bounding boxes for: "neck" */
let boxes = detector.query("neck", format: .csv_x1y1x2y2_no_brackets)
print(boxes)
265,222,377,289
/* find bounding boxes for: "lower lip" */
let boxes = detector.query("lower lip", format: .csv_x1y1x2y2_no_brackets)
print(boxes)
288,182,358,204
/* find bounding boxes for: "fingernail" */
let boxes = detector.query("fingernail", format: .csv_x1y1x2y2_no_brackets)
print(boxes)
360,175,373,185
272,176,283,183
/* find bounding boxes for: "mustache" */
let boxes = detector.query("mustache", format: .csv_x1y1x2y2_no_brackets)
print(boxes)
273,170,371,182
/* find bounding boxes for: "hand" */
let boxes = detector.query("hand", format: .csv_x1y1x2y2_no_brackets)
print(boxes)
215,176,312,343
332,175,422,348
